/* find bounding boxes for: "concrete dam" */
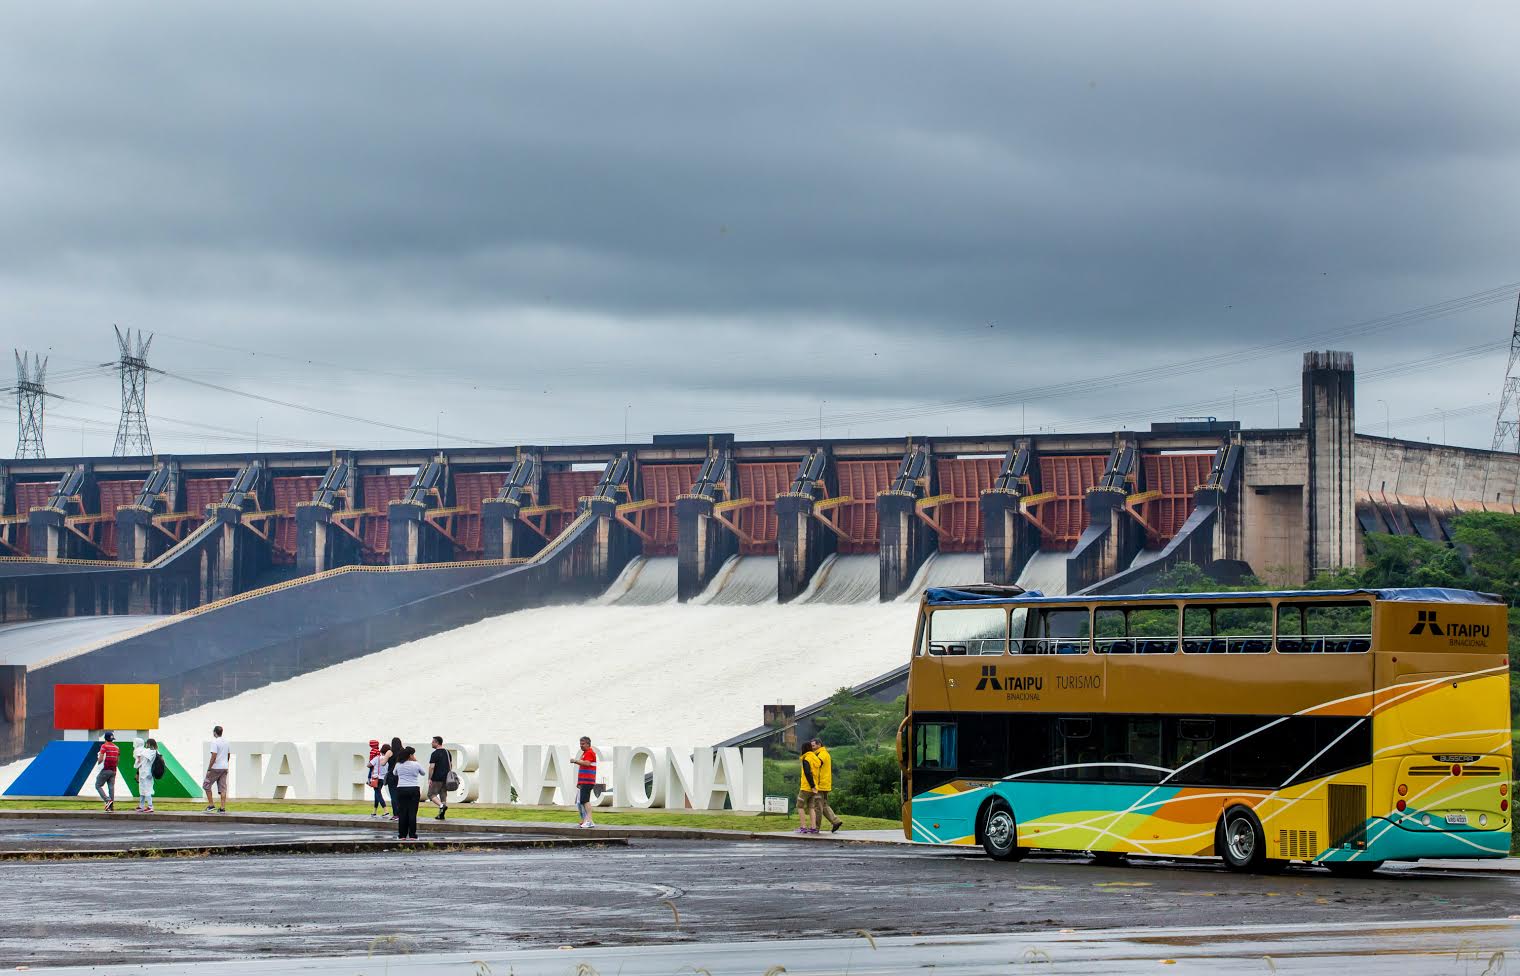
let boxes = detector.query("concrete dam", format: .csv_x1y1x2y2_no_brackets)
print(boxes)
1,350,1516,763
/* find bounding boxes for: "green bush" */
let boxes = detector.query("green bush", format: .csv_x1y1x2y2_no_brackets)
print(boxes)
831,750,902,820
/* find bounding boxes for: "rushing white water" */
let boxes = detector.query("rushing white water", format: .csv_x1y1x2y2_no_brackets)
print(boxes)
692,555,779,606
597,556,679,606
793,554,880,605
898,552,983,601
148,601,919,754
1016,549,1070,596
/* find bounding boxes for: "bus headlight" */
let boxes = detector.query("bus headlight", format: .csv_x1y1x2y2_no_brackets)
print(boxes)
1421,815,1431,826
1479,814,1488,827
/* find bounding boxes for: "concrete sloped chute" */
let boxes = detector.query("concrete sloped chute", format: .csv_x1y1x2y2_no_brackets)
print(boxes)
898,552,983,602
692,555,779,606
793,554,879,605
1016,549,1069,597
597,556,678,606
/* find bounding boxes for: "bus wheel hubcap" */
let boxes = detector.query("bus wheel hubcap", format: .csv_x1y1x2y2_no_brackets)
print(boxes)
1227,818,1254,860
987,811,1013,849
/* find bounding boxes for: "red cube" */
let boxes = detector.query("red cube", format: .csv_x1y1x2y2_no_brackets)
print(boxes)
53,684,104,731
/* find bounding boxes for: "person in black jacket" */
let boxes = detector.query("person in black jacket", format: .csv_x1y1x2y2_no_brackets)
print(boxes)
385,736,404,821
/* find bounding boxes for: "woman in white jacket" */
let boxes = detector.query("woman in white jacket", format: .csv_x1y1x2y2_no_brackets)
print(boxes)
134,738,159,813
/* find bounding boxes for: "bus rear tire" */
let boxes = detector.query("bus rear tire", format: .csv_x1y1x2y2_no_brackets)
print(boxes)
979,800,1026,861
1218,806,1280,873
1324,860,1384,877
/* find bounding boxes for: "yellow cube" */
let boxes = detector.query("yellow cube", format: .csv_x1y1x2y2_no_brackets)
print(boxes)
102,684,159,730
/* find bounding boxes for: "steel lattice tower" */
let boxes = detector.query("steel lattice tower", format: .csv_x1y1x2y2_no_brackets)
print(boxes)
1491,293,1520,452
13,350,47,459
111,325,154,456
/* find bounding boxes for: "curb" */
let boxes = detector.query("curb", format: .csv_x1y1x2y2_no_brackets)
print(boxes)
0,836,626,860
0,808,898,847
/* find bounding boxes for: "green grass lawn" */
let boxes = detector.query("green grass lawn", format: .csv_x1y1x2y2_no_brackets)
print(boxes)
0,798,903,833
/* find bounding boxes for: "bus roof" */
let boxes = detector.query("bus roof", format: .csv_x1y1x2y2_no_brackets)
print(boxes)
922,586,1504,607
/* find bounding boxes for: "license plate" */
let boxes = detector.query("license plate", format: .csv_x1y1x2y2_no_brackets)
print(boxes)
1444,813,1469,826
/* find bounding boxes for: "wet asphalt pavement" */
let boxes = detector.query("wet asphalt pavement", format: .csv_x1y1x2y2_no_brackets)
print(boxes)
3,829,1519,969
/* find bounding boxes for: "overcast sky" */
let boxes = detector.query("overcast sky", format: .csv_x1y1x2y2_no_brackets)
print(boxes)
2,2,1518,457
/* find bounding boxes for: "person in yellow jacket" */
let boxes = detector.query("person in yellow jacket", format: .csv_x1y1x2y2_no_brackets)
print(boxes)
808,738,844,833
796,742,819,834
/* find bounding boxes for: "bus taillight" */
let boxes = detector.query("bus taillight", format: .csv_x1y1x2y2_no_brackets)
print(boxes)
1451,764,1463,777
1395,800,1406,812
1502,784,1509,796
1397,784,1407,797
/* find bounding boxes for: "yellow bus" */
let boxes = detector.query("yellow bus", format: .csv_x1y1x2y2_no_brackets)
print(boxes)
897,585,1512,874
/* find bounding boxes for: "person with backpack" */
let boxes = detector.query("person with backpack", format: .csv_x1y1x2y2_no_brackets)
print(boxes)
134,738,162,813
426,736,452,821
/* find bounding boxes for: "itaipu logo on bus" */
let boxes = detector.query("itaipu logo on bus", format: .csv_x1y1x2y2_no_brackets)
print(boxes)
1409,610,1490,646
976,665,1041,693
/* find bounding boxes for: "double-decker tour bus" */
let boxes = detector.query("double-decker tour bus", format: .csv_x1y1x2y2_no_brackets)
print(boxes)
897,585,1512,874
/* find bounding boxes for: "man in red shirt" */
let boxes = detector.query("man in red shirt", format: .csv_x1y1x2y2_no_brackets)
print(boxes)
569,736,598,828
94,732,120,812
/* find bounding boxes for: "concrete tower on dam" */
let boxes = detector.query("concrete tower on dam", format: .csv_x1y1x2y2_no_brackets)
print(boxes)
0,347,1514,624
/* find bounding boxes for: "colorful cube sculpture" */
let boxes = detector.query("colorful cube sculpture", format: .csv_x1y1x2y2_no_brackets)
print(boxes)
5,683,199,799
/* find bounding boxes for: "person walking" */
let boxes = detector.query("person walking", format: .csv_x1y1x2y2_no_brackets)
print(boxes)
385,736,404,821
569,736,598,828
202,725,230,813
427,736,451,821
94,731,120,812
368,743,390,817
809,738,844,833
392,745,426,841
134,737,160,813
796,741,818,834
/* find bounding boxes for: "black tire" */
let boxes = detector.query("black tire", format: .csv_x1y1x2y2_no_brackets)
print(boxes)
1090,851,1129,867
1324,860,1384,878
978,800,1026,861
1218,806,1280,873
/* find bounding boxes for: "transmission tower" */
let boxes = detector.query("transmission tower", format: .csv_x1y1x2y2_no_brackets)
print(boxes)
13,350,47,459
111,325,154,456
1490,294,1520,452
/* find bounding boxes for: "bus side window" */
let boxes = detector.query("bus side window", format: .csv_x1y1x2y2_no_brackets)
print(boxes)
1094,609,1129,654
914,722,957,770
1214,603,1273,653
1182,606,1217,654
1308,602,1372,652
928,607,1007,657
1276,604,1306,652
1127,604,1179,654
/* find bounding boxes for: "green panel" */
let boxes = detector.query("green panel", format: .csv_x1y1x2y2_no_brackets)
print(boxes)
110,742,202,800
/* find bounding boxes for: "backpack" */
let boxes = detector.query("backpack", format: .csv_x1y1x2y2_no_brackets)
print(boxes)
150,753,166,780
445,769,460,791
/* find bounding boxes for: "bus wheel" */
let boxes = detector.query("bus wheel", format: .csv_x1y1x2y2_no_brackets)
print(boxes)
979,800,1025,861
1219,806,1268,873
1090,851,1128,867
1324,860,1384,877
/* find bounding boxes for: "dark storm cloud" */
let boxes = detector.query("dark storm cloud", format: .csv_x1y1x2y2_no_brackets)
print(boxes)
0,2,1518,450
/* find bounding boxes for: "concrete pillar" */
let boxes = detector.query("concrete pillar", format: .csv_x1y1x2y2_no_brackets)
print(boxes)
116,508,159,564
387,500,426,565
26,509,65,561
1303,351,1357,574
677,495,735,602
0,664,23,766
776,494,827,603
982,490,1035,585
297,503,358,575
877,490,931,602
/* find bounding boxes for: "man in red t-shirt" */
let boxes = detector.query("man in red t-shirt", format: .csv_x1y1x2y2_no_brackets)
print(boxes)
569,736,598,828
94,732,120,812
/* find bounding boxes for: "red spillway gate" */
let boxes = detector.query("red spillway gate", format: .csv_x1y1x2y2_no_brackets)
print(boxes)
633,463,700,556
829,460,896,553
270,476,322,564
3,481,57,555
93,479,144,558
450,471,508,559
929,457,1002,552
729,462,792,555
358,474,414,563
1035,456,1107,550
1137,453,1214,546
544,470,600,539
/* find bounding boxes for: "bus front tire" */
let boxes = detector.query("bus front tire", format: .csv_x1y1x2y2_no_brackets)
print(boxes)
1218,806,1284,874
979,800,1026,861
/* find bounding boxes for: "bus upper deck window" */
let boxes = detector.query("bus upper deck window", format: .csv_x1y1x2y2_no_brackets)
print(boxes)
1017,608,1090,654
1125,605,1180,654
1183,603,1271,653
927,606,1007,656
1278,601,1372,652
